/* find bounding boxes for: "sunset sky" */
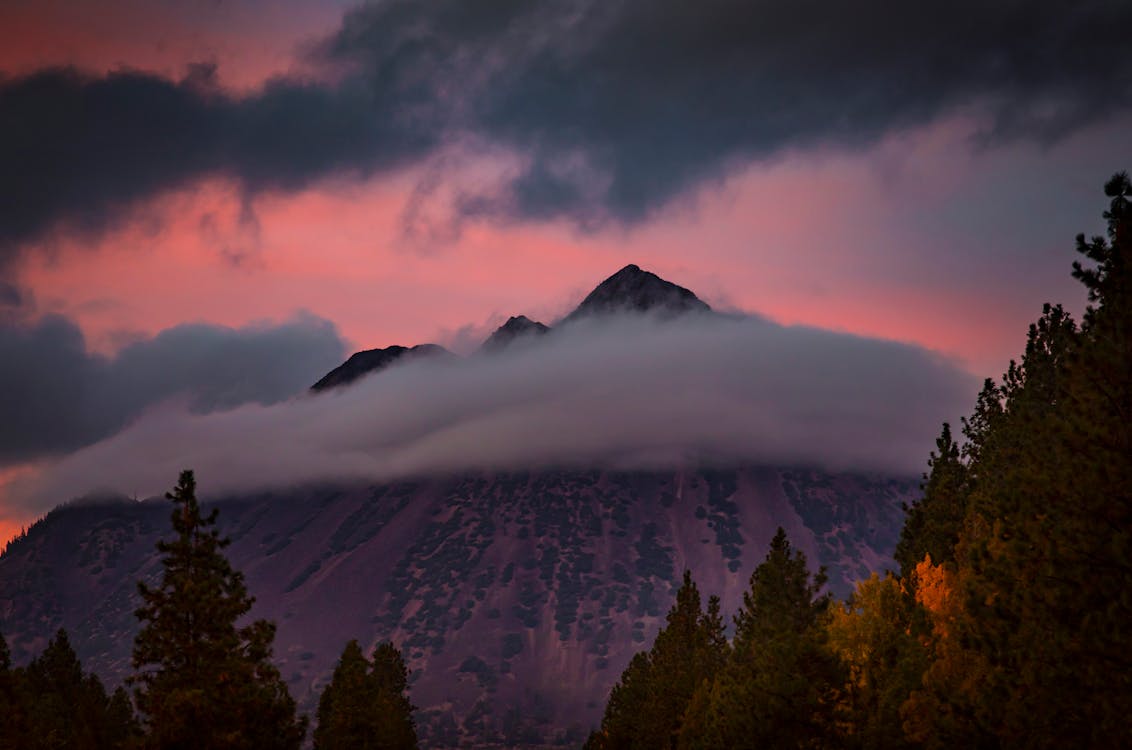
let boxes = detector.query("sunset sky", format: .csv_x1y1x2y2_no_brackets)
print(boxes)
2,0,1130,542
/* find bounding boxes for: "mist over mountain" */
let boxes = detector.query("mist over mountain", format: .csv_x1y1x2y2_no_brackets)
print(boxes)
308,264,706,389
2,273,972,517
480,316,551,354
0,264,970,746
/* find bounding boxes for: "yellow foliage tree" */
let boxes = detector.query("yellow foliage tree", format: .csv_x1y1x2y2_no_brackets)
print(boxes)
827,572,924,750
900,556,993,748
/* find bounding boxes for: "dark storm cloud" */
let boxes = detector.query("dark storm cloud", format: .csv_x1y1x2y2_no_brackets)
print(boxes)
0,312,346,465
2,0,1131,257
0,63,441,270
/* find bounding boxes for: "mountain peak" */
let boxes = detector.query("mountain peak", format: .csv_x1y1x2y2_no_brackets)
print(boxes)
562,264,711,322
480,315,551,353
310,343,451,391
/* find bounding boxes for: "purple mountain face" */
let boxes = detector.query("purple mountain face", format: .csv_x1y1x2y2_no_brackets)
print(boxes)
0,469,913,747
0,265,918,747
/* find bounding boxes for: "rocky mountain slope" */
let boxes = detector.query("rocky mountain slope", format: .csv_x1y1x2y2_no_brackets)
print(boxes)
0,468,914,747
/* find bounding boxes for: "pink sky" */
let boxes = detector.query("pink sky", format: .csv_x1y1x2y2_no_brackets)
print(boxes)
16,118,1094,375
0,0,1104,376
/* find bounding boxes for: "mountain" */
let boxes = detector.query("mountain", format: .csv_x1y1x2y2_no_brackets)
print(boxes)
480,316,551,354
311,343,452,391
561,264,711,323
0,265,920,747
314,264,709,391
0,468,913,747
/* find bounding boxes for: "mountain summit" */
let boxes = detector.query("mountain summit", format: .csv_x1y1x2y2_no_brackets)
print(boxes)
310,343,451,391
313,264,710,391
562,264,711,322
480,315,551,353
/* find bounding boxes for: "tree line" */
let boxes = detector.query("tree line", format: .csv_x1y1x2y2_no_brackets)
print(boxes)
0,469,418,749
585,171,1131,749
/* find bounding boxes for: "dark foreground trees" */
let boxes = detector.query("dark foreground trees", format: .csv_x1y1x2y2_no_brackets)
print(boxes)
131,470,307,750
680,529,845,750
4,470,422,749
314,639,418,750
0,628,139,749
588,171,1132,749
584,570,727,749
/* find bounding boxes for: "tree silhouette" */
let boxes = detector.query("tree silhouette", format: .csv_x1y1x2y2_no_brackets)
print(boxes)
314,639,417,750
131,470,306,750
684,528,844,749
586,571,727,750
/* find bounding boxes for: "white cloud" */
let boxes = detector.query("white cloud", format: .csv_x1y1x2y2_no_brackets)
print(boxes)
5,313,975,513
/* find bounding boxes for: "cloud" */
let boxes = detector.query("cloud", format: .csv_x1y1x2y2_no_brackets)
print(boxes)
0,312,346,466
0,63,441,271
4,313,977,515
3,0,1131,263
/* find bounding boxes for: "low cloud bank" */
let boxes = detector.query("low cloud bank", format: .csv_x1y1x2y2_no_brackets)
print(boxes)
0,312,346,466
5,314,975,515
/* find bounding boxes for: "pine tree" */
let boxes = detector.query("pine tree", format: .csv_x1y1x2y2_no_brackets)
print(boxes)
894,424,968,580
916,172,1132,747
585,653,652,750
587,571,728,750
314,640,417,750
106,686,142,748
131,470,306,750
0,631,26,750
367,642,417,749
15,628,138,750
685,529,844,749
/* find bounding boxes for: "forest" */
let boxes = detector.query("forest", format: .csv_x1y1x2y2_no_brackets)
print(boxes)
1,171,1128,749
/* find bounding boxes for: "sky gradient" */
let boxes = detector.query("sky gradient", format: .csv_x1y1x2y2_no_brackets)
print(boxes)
1,0,1130,543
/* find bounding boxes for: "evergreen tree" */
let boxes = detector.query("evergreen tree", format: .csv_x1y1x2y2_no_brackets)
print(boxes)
0,631,26,750
368,643,417,749
893,424,968,580
926,172,1132,747
314,640,417,750
587,571,728,750
131,470,306,750
106,686,142,749
684,529,844,749
16,628,138,750
585,653,652,750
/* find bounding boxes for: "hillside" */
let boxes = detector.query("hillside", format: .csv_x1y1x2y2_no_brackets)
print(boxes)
0,467,913,746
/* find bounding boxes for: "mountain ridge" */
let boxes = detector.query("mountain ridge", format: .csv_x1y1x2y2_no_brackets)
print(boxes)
312,264,712,392
480,315,551,354
311,343,453,391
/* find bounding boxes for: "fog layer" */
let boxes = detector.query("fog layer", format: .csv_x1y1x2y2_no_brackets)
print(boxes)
6,314,976,513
